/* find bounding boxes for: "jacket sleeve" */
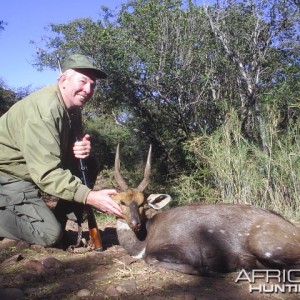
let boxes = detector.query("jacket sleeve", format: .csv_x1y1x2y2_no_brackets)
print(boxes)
20,115,91,204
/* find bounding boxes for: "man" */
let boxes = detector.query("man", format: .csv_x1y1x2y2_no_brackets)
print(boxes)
0,54,123,248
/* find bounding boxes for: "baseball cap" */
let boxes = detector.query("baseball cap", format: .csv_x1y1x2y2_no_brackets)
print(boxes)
61,54,107,79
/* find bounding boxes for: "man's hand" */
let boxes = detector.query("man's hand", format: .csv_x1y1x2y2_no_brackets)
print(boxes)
73,134,91,159
86,189,123,218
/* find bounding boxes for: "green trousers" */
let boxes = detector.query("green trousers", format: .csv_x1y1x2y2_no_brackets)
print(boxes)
0,175,63,246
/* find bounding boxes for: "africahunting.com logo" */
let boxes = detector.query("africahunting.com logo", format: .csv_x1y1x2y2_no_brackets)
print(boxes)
235,269,300,293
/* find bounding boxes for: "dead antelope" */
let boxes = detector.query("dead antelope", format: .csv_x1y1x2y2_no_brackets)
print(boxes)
113,145,300,275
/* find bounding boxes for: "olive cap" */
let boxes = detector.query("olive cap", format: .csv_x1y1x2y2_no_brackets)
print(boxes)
61,54,107,79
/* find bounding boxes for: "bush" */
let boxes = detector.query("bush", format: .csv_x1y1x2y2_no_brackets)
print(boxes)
171,110,300,220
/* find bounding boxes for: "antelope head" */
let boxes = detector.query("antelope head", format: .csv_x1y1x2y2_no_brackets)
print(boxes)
113,144,171,235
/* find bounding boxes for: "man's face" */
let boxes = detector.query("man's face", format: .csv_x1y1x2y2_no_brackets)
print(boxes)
60,69,97,109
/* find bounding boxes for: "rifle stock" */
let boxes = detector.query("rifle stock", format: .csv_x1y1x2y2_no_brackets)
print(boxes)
74,108,103,252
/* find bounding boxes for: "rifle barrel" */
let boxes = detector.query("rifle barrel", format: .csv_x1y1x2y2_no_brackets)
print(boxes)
75,108,103,252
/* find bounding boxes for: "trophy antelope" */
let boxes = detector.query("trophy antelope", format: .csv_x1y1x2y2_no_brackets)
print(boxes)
113,145,300,275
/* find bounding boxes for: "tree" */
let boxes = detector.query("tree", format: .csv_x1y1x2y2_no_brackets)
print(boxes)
32,1,214,176
31,0,300,182
204,0,300,153
0,80,16,116
0,20,6,32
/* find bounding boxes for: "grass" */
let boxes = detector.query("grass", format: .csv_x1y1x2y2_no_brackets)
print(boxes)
171,110,300,220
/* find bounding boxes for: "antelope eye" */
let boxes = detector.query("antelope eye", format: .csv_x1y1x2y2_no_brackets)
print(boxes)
120,200,127,206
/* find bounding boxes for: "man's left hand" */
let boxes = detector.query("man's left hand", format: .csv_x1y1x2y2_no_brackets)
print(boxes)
73,134,91,159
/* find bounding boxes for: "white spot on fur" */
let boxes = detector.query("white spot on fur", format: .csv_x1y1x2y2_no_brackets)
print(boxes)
245,233,250,236
238,233,242,236
220,230,226,234
256,225,261,228
133,248,146,259
264,252,272,258
208,229,214,233
276,247,282,250
116,220,131,230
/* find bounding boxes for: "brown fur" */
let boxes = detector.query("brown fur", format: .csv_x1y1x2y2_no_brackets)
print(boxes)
113,145,300,275
116,203,300,275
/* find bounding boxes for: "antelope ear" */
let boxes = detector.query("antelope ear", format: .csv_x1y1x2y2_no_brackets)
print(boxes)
146,194,171,210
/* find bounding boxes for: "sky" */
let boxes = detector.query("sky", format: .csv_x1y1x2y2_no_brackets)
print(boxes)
1,0,125,90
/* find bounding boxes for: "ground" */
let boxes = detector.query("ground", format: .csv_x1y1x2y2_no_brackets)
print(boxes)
1,196,300,300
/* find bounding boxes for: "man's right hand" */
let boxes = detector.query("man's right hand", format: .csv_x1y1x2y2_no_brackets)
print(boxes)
86,189,123,218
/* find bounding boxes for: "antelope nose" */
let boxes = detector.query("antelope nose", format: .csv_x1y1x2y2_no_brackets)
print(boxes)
129,201,141,230
131,219,141,231
131,219,139,226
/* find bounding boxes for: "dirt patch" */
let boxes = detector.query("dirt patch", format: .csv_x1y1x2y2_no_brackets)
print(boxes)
0,216,299,300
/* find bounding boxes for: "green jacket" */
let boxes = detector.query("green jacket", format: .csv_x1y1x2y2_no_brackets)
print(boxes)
0,84,90,204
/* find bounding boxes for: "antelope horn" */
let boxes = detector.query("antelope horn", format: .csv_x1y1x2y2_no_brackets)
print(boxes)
114,144,129,191
137,144,152,192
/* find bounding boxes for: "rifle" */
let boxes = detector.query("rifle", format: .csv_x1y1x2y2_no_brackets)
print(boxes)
73,108,103,252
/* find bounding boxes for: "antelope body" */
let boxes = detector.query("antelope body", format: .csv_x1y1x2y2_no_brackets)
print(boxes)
113,145,300,275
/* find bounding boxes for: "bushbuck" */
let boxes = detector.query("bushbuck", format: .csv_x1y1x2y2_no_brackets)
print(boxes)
113,145,300,275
